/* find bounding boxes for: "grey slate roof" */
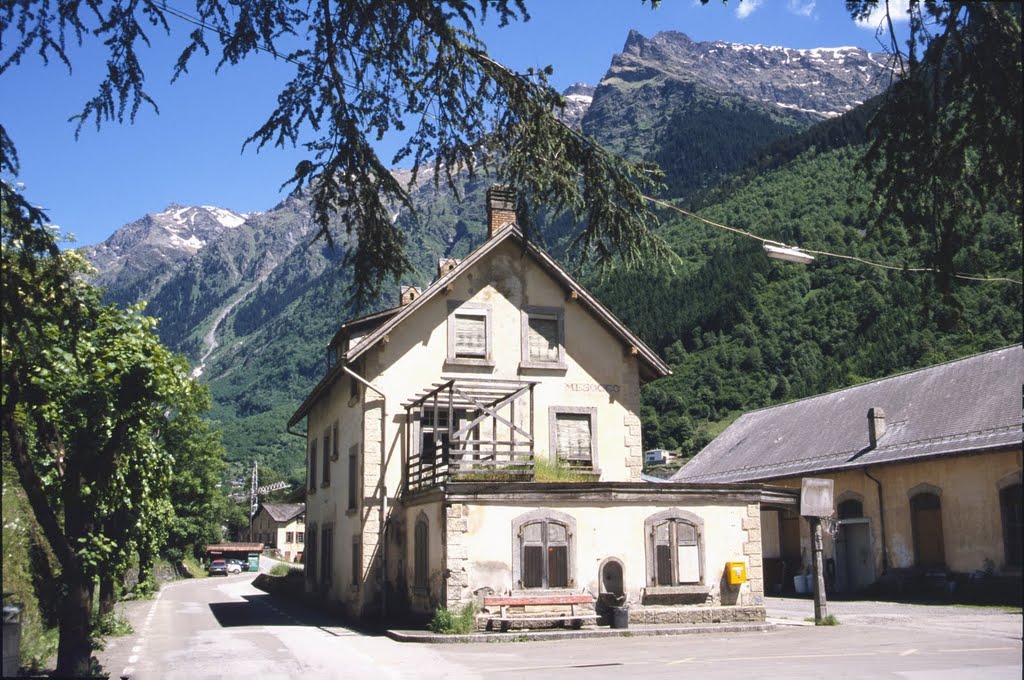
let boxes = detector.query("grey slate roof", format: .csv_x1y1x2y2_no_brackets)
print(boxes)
673,346,1023,484
259,503,305,523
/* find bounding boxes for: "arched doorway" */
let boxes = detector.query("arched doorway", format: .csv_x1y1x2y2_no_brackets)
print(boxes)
910,491,945,568
834,497,873,593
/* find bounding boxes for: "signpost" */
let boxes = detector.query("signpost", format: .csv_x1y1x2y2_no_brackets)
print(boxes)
800,477,834,622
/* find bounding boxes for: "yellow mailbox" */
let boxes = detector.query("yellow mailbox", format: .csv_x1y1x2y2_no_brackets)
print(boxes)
726,561,747,585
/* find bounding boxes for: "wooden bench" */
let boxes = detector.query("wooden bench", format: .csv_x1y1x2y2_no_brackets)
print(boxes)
483,594,599,631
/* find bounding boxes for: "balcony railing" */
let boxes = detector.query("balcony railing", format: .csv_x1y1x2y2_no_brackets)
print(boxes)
404,378,537,492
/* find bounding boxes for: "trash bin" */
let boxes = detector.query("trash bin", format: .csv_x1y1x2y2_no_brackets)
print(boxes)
610,606,629,629
2,600,23,678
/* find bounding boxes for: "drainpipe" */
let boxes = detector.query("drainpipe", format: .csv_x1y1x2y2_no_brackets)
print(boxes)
343,365,388,619
864,467,889,572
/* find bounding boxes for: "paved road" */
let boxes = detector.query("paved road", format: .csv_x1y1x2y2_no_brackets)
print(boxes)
98,580,1021,680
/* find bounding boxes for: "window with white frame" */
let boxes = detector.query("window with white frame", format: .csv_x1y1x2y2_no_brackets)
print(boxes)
418,408,468,465
645,509,705,587
521,306,565,368
447,302,492,364
549,407,597,469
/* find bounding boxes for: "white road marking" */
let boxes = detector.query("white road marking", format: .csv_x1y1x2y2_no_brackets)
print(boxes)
668,657,695,665
900,649,917,656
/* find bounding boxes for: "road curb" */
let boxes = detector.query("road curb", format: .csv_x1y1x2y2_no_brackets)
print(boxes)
386,622,775,643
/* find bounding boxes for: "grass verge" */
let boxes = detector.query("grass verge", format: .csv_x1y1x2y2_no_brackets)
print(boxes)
429,603,478,634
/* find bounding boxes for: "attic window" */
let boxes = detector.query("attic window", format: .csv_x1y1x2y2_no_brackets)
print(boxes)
521,306,565,369
446,302,493,366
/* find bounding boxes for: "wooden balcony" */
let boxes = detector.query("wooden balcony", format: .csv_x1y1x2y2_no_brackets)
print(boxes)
404,378,537,492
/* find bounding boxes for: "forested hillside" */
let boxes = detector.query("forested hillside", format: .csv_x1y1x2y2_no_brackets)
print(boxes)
594,143,1021,455
78,30,1020,487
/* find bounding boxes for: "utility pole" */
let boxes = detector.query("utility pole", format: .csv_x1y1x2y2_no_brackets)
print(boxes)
800,478,834,623
810,516,828,621
247,460,291,542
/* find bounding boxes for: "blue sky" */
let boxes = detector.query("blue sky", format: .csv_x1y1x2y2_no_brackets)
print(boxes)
3,0,906,246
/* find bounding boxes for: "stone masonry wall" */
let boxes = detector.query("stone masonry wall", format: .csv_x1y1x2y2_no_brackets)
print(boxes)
623,413,643,481
445,502,470,609
741,503,765,605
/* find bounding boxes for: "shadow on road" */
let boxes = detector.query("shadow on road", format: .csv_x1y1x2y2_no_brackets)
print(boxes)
208,594,293,627
208,592,377,638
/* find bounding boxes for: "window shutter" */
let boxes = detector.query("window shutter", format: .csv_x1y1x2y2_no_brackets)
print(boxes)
455,314,486,357
414,521,429,589
556,414,592,463
546,522,569,588
527,316,559,362
654,522,673,585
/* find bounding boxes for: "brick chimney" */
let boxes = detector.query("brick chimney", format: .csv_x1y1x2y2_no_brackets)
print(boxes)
437,258,461,278
486,185,517,238
868,407,886,448
399,285,421,306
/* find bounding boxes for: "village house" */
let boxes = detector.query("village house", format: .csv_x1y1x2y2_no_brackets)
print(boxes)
288,186,797,625
674,346,1022,601
248,502,306,563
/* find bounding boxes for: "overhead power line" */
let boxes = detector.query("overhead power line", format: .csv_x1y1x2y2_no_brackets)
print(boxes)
643,196,1022,286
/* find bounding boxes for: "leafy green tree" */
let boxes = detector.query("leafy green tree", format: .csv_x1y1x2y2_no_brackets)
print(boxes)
1,172,197,674
844,1,1022,320
161,382,228,562
2,0,671,302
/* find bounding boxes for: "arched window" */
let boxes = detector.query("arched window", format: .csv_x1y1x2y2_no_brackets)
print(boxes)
910,490,945,568
838,499,864,519
414,513,429,590
645,509,705,587
512,510,576,589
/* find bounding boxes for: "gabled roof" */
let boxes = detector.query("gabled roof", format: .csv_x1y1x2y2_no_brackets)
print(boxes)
673,345,1023,484
258,502,305,523
289,224,671,427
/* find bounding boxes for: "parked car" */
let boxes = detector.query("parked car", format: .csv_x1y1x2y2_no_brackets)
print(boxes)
224,559,243,574
208,559,228,576
238,558,251,572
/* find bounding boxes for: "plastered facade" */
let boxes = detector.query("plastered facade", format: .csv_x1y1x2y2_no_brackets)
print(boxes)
437,498,764,609
297,226,782,620
765,448,1022,578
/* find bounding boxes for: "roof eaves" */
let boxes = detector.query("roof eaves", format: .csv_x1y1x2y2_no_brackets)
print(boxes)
343,225,521,364
524,241,671,379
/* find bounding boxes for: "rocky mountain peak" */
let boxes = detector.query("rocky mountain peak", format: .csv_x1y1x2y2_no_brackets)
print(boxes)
558,83,595,128
605,30,892,118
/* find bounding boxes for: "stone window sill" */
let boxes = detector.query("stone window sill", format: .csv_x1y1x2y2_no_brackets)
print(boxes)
644,584,708,596
518,361,567,372
445,357,495,369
